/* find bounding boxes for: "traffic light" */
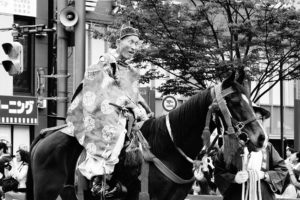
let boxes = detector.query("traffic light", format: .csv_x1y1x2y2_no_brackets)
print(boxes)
1,42,23,76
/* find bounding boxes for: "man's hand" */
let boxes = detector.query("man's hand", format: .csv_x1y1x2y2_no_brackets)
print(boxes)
234,171,249,184
286,162,294,171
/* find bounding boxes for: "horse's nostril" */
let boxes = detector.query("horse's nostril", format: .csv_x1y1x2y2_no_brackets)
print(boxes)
258,134,266,142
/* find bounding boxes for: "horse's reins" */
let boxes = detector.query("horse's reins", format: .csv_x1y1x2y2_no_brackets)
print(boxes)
163,83,259,184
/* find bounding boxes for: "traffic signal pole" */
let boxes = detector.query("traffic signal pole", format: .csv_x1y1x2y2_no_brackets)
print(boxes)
56,0,68,125
295,81,300,151
74,0,86,90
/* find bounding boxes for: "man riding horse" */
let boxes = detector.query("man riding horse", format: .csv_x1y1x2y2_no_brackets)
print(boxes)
59,25,153,198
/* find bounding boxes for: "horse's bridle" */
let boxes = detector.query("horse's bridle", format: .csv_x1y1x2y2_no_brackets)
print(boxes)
213,84,258,141
163,83,258,184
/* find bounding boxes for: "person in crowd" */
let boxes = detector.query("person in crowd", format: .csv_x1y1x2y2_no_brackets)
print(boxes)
289,152,300,172
285,147,296,163
214,103,288,200
0,142,12,180
4,149,29,200
60,24,153,198
0,142,12,199
279,152,300,198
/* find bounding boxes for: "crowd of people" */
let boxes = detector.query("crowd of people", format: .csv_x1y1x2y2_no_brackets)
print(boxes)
0,143,29,200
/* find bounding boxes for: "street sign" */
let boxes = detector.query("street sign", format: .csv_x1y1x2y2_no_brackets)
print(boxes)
0,95,38,125
162,95,178,112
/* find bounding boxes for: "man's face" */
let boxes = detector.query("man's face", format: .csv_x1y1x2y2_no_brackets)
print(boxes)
117,35,140,60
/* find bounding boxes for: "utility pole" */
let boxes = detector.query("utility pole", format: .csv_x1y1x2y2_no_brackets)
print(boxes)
294,81,300,151
56,0,69,125
74,0,86,90
280,62,284,157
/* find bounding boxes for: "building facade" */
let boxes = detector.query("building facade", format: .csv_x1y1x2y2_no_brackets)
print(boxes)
0,0,50,153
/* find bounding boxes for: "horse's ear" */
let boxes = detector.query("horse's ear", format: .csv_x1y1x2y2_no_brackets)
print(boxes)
222,70,236,88
237,67,251,95
236,68,245,84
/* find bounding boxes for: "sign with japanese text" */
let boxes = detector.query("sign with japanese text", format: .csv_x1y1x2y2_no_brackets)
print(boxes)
0,0,37,17
0,95,38,125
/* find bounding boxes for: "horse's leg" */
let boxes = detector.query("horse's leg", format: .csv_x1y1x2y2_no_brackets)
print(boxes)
60,136,83,200
31,131,82,200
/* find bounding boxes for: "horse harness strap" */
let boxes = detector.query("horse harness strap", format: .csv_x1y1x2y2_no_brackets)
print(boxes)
166,114,194,164
214,84,236,135
142,141,195,184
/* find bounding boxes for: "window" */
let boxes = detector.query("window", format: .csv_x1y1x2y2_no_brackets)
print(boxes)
263,105,294,140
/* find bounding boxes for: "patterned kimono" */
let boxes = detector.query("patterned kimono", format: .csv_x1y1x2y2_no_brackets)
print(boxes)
214,143,289,200
60,51,148,179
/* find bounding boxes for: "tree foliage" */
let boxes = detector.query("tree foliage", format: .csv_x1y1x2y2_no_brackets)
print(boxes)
93,0,300,101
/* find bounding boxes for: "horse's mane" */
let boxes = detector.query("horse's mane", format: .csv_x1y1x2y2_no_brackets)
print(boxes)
169,88,212,145
140,88,212,157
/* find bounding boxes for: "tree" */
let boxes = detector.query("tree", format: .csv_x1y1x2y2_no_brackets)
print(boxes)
93,0,300,101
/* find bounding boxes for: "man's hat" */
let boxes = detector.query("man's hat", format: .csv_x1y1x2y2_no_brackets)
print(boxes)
119,25,139,40
252,103,271,119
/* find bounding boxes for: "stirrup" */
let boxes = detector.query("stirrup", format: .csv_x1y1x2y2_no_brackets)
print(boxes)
91,175,107,199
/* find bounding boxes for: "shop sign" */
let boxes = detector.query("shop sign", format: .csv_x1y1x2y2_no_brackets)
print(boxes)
0,95,38,125
0,0,37,17
162,95,178,112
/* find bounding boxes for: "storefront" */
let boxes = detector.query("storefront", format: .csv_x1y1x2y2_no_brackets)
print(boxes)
0,0,50,153
0,95,37,153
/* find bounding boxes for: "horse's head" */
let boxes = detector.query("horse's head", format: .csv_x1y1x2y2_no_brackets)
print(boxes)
216,71,268,166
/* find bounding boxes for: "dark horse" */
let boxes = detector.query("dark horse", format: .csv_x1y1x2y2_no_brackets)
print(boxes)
26,71,267,200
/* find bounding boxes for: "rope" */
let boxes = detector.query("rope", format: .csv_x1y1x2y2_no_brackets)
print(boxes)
242,170,262,200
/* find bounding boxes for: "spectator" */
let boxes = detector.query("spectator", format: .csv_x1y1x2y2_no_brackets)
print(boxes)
0,142,12,181
279,152,300,198
0,142,12,199
285,147,296,163
289,152,300,172
4,149,29,200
